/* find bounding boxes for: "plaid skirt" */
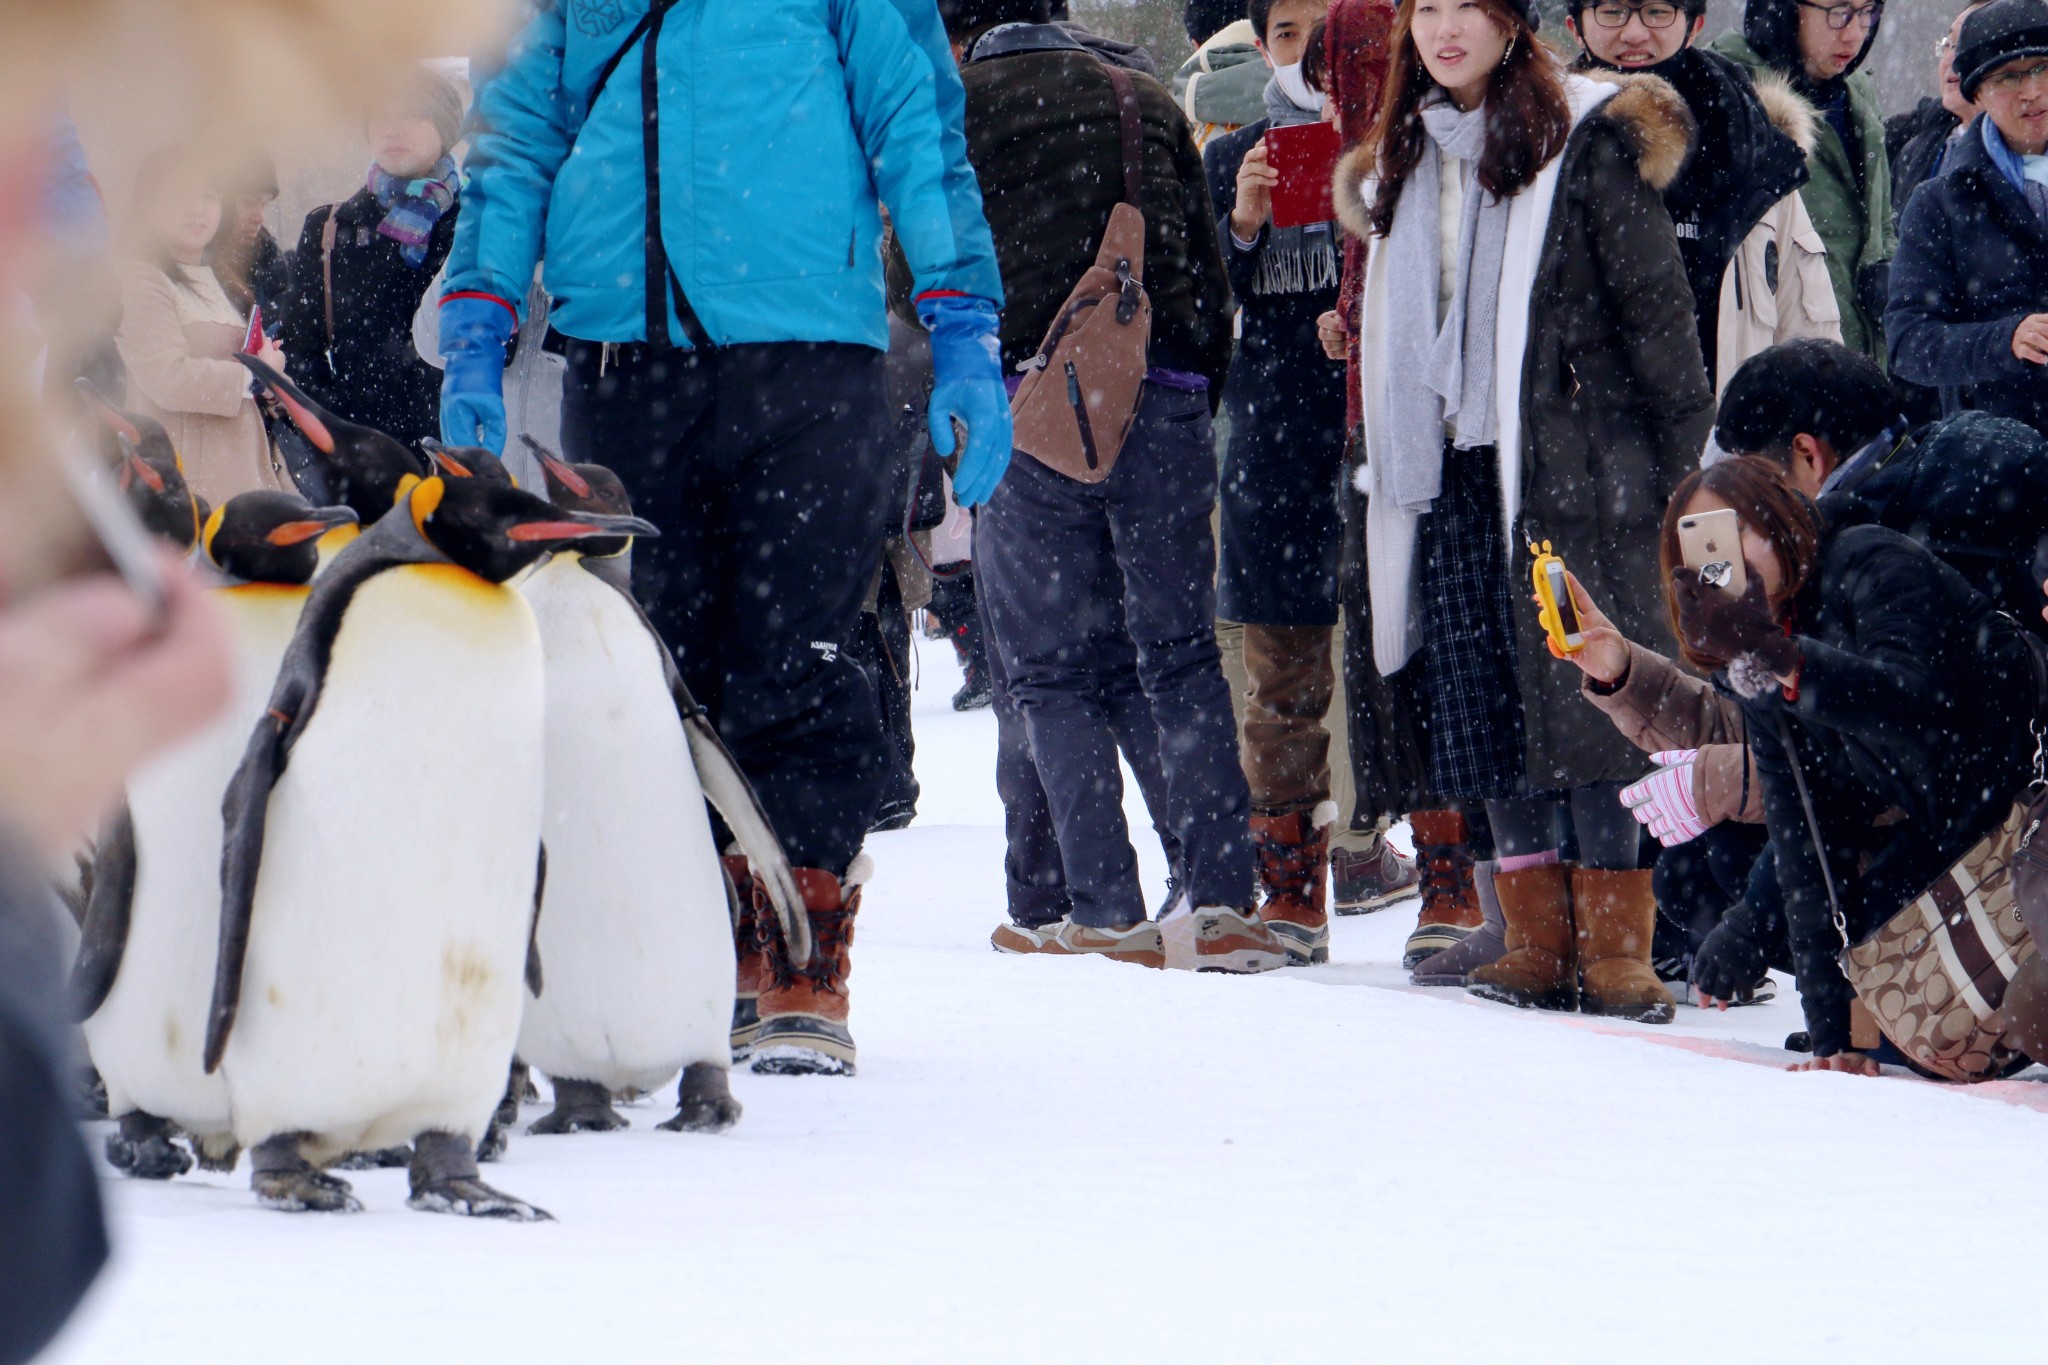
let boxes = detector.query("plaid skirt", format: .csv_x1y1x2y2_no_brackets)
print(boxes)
1418,444,1526,800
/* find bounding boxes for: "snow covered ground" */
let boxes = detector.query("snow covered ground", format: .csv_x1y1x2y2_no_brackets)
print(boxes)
44,633,2048,1364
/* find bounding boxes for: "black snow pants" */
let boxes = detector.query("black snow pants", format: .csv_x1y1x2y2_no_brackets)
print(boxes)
562,339,893,876
978,381,1253,928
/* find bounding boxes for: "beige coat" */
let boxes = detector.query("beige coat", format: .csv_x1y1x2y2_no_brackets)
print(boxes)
1712,77,1843,394
1579,640,1762,825
115,261,282,506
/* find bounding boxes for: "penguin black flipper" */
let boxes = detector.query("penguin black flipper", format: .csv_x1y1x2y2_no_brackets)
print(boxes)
71,805,137,1022
526,844,546,997
607,591,810,964
204,520,427,1073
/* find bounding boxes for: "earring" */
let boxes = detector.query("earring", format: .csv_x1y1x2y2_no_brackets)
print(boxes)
1503,35,1517,62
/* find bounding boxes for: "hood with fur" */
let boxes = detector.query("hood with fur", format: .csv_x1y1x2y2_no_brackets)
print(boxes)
1741,0,1880,95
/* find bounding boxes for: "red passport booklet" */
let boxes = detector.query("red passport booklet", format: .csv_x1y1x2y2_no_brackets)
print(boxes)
1265,121,1341,230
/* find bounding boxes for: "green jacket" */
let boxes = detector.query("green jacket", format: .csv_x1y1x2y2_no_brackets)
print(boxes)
1711,34,1894,361
1171,20,1269,135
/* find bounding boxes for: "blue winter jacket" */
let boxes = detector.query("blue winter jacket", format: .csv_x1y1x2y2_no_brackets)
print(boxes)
1886,114,2048,437
445,0,1004,349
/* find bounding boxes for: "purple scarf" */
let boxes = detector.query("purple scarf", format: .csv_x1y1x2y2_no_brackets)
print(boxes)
368,156,459,267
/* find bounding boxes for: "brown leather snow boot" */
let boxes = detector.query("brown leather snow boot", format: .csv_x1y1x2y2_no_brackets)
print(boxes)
753,867,860,1077
1253,808,1331,965
1403,810,1484,970
1466,862,1576,1011
1572,867,1675,1024
726,856,767,1060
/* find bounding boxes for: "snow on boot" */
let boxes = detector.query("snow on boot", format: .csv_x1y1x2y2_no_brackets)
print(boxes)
250,1134,360,1214
1572,868,1675,1024
1330,830,1419,915
1253,804,1333,965
1403,810,1484,969
752,865,862,1077
407,1130,552,1221
105,1111,192,1180
657,1061,743,1133
528,1076,629,1135
1410,859,1506,986
1466,863,1576,1011
727,855,766,1062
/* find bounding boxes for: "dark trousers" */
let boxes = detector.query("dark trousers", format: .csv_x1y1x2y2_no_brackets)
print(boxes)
851,563,918,823
562,340,892,874
983,544,1183,928
927,570,988,682
1486,783,1642,871
1653,822,1771,960
979,383,1252,927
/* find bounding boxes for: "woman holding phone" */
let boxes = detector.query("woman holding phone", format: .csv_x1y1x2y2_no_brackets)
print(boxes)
1663,456,2042,1070
1352,0,1713,1018
116,147,286,506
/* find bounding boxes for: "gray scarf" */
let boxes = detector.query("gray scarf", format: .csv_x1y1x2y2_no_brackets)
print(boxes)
1252,76,1341,297
1378,99,1510,514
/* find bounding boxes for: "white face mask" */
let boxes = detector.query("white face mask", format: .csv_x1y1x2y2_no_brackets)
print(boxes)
1273,60,1327,113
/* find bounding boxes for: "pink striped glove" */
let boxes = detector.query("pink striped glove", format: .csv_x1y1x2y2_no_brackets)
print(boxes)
1620,750,1708,846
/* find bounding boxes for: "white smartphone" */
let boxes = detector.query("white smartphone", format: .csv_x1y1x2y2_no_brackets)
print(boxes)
1676,508,1747,599
56,435,169,624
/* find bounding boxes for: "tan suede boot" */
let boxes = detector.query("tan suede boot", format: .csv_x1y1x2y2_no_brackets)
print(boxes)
1573,867,1676,1025
753,866,860,1077
1253,806,1333,965
726,856,767,1061
1466,863,1576,1011
1402,809,1484,970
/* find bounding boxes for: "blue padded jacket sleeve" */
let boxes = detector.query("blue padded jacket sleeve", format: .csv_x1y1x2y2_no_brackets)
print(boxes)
839,0,1004,308
444,6,576,321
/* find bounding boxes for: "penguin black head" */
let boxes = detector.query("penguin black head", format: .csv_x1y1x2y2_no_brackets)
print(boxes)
237,355,429,524
523,435,639,562
403,475,659,584
421,438,518,488
202,491,359,586
76,379,203,549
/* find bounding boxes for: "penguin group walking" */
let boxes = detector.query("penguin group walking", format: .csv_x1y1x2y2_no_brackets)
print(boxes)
69,359,803,1220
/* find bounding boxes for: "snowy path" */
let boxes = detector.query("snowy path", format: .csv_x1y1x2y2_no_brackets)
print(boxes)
45,635,2048,1364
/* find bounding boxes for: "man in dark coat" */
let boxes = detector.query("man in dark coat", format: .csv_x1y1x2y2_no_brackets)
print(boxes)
1886,2,1990,221
1887,0,2048,439
1204,0,1355,953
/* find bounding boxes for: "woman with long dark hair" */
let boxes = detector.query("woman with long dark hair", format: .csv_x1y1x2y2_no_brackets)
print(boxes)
1663,456,2040,1070
1350,0,1714,1018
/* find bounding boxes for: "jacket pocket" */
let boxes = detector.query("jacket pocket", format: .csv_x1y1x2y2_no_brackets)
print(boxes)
1791,221,1842,326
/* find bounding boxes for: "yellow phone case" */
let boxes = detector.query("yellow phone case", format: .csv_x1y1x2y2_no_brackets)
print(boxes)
1528,540,1582,655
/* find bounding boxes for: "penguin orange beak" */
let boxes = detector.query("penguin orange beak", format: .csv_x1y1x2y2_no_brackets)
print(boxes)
120,446,166,494
236,354,335,454
506,513,659,543
266,507,359,546
76,378,143,446
427,446,475,478
536,449,592,499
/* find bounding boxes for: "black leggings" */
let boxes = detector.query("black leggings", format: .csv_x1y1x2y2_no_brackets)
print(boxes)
1484,782,1640,870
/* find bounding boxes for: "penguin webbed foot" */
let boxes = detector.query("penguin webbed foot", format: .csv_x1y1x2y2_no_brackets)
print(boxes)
331,1145,413,1171
656,1062,742,1134
192,1133,242,1173
408,1130,552,1222
526,1077,628,1135
106,1112,193,1180
250,1134,362,1213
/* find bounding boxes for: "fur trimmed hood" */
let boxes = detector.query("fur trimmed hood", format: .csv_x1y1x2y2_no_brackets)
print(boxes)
1751,68,1818,154
1329,67,1694,241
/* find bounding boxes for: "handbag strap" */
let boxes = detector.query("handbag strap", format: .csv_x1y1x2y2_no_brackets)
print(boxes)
1773,709,1851,949
321,210,338,352
1104,62,1145,210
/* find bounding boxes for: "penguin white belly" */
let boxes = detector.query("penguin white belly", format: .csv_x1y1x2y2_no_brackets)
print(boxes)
222,566,544,1162
84,587,306,1135
516,560,734,1091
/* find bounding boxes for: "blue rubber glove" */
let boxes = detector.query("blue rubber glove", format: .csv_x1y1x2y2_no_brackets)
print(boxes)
438,294,514,454
917,295,1011,506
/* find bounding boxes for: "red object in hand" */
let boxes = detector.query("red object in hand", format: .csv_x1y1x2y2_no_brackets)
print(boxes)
241,305,265,355
1265,122,1341,230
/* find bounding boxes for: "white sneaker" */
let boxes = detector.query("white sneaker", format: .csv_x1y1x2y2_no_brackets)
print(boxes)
1159,896,1289,974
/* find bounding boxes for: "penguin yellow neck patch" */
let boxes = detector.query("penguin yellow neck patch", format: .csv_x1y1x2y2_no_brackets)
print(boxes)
409,476,446,539
201,504,227,566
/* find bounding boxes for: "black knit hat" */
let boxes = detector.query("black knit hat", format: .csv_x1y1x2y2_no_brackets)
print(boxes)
1957,0,2048,100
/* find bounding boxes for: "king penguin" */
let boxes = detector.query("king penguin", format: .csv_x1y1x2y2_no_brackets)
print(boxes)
76,380,205,550
75,491,357,1181
236,355,427,545
511,437,805,1135
205,474,653,1219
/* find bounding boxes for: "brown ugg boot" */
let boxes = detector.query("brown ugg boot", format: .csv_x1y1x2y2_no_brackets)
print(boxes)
753,865,861,1077
1572,867,1675,1024
726,856,767,1061
1403,810,1484,970
1466,863,1576,1011
1253,805,1333,965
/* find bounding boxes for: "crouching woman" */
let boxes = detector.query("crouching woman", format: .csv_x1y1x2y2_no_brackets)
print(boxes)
1663,456,2040,1071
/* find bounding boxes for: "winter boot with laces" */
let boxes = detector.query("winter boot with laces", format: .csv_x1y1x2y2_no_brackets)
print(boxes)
1466,862,1576,1011
726,855,767,1062
1331,827,1420,915
1402,810,1485,970
1253,803,1334,965
752,862,864,1077
1572,867,1675,1024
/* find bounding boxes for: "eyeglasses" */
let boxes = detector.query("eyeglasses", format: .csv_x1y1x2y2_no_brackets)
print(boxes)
1796,0,1881,30
1587,2,1684,28
1936,35,1955,54
1982,57,2048,91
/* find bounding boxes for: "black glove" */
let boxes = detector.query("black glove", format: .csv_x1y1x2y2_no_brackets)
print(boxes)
1856,260,1892,327
1692,914,1770,1003
1670,569,1799,676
